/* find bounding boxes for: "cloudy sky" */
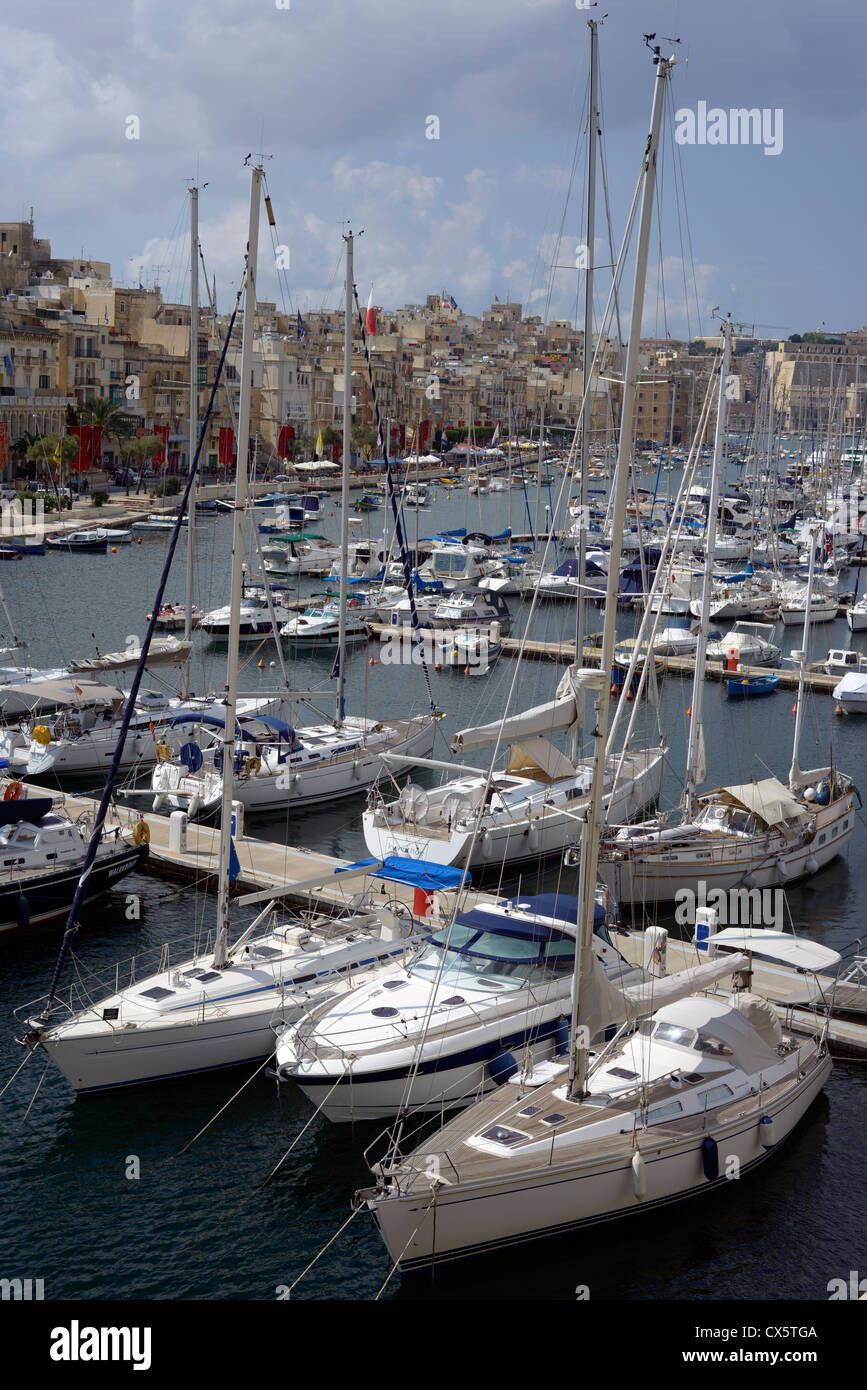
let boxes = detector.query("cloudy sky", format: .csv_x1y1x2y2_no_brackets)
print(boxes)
2,0,864,339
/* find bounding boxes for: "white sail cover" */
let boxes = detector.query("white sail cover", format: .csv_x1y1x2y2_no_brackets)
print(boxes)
453,665,587,753
575,950,750,1040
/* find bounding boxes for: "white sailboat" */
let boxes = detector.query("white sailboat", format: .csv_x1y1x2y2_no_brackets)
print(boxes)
148,228,436,819
356,45,836,1272
596,326,857,904
21,167,426,1094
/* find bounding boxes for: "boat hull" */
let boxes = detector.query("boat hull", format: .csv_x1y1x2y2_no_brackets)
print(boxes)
0,842,147,934
363,1052,830,1272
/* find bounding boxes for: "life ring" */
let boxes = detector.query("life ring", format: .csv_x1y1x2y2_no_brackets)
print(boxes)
133,819,150,846
3,781,22,801
349,597,360,609
32,725,51,745
246,755,261,776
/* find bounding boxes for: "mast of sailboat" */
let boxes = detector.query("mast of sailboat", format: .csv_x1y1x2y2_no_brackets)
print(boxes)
335,229,353,726
182,183,199,698
789,525,817,789
567,44,672,1102
573,15,599,755
682,317,733,820
213,161,262,971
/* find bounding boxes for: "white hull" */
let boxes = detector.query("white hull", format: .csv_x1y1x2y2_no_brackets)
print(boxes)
364,1053,830,1272
153,717,437,815
364,750,664,870
599,793,855,903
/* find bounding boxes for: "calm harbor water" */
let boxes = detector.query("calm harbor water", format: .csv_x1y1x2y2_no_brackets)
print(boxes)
0,477,865,1300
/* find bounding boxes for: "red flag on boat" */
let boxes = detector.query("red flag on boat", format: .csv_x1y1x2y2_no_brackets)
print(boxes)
365,287,376,336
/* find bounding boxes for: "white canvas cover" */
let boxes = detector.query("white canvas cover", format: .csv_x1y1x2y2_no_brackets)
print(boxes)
2,678,125,709
707,928,840,971
833,671,867,701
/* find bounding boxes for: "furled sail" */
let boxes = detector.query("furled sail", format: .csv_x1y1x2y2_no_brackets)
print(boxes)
574,949,750,1041
452,664,587,753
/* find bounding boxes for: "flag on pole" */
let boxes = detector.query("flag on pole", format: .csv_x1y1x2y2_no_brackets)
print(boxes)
296,310,304,340
104,307,109,324
315,429,323,457
228,838,241,881
3,354,13,377
490,423,500,446
365,288,376,336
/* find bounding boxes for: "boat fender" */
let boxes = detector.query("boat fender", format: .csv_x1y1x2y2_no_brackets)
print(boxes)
293,773,304,794
701,1135,719,1181
815,780,831,807
352,758,362,780
481,829,493,859
153,793,167,813
759,1115,775,1148
488,1050,518,1086
553,1016,569,1056
528,819,540,851
32,725,51,746
805,854,818,874
16,894,30,931
775,856,790,878
3,781,22,801
133,818,150,847
631,1149,646,1199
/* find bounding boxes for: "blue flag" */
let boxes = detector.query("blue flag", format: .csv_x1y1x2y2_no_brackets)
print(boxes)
296,310,304,340
228,838,241,881
3,354,13,377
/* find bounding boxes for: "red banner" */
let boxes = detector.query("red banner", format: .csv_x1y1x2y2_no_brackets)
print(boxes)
0,421,7,471
152,424,170,467
218,427,234,467
67,425,103,472
277,425,295,458
419,420,431,449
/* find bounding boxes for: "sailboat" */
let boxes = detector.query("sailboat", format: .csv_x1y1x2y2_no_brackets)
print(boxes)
355,42,836,1273
597,363,857,904
19,168,429,1094
149,227,437,820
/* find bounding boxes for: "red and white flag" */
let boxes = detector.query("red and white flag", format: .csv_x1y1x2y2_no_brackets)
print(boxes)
365,287,376,336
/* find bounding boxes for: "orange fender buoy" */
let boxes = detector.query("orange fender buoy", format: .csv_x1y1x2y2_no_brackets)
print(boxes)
834,703,843,717
686,704,692,717
111,546,117,553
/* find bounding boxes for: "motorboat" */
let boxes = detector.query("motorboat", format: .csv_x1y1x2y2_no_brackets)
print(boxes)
0,787,147,933
706,622,781,668
276,891,646,1122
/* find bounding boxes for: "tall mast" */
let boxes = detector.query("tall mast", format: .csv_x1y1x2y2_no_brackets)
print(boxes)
683,318,733,819
567,47,671,1101
573,16,599,754
183,184,199,698
789,528,817,789
336,230,353,726
213,162,262,970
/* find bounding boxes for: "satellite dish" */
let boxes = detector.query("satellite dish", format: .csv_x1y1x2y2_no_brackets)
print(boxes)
397,782,429,823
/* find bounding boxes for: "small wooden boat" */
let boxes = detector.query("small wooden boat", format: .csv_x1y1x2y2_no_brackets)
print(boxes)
0,549,23,561
146,604,204,632
726,674,780,698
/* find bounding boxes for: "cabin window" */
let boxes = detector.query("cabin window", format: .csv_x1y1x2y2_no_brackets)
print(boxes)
695,1034,733,1057
704,1083,734,1104
139,987,175,1000
648,1099,683,1123
654,1022,696,1047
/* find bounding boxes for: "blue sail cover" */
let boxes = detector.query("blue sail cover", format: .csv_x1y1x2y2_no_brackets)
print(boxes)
338,856,470,891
